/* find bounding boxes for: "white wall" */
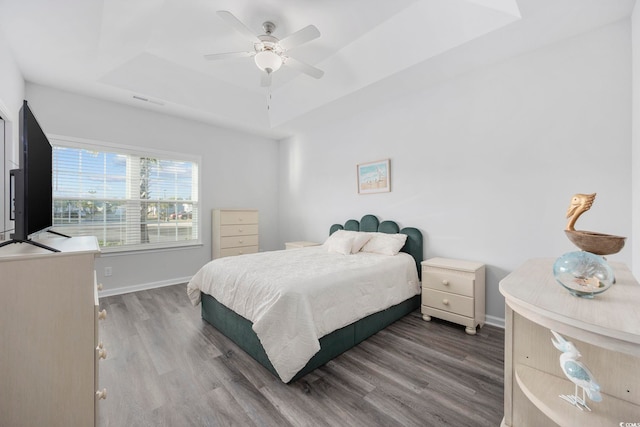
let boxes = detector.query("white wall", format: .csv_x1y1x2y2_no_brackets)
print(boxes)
278,20,633,323
0,31,25,239
26,83,279,294
632,4,640,279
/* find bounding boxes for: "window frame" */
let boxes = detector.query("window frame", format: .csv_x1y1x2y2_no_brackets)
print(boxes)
49,134,202,253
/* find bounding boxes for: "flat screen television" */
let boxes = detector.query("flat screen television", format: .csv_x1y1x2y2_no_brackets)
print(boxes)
1,100,62,252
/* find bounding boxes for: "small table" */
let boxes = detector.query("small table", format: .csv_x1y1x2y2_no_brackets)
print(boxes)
285,241,321,250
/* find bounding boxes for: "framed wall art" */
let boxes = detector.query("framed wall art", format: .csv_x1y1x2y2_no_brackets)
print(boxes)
357,159,390,194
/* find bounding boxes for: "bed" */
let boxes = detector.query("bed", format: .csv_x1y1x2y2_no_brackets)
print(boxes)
187,214,423,383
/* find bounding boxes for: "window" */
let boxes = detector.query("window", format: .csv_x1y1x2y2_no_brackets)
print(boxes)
50,136,200,252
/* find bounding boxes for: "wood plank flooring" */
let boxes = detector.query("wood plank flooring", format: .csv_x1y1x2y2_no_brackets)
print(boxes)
97,284,504,427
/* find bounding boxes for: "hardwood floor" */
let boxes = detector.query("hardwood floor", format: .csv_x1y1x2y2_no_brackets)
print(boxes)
97,284,504,427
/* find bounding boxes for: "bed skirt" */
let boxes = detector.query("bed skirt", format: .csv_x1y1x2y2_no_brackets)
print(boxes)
201,292,420,383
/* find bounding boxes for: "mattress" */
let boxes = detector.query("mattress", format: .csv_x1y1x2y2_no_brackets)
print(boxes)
187,246,420,382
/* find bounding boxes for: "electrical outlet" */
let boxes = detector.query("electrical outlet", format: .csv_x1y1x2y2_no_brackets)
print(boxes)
104,267,112,277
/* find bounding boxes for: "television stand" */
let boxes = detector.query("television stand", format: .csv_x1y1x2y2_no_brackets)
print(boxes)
0,238,60,253
0,229,73,253
47,229,71,238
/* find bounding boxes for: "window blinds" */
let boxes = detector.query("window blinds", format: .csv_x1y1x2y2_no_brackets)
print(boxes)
51,138,200,252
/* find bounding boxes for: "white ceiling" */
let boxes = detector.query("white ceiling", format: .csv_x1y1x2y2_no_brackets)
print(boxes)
0,0,635,138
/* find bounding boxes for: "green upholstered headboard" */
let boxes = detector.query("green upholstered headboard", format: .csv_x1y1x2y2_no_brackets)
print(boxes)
330,214,423,279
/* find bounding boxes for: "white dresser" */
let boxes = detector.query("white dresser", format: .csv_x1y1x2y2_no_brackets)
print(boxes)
421,257,486,335
212,209,259,258
0,236,104,427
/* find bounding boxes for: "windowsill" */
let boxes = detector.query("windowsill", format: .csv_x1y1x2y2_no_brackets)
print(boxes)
99,241,203,256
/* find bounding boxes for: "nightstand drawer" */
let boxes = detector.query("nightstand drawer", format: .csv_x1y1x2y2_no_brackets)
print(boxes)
422,288,474,317
220,235,259,249
423,270,475,297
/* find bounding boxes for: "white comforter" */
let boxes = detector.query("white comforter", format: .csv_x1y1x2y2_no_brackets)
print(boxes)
187,246,420,382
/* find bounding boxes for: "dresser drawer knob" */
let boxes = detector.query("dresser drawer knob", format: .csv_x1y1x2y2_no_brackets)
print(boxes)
442,299,450,305
98,348,108,360
96,389,107,400
238,229,243,232
97,283,103,291
238,240,243,244
442,280,449,286
98,309,107,320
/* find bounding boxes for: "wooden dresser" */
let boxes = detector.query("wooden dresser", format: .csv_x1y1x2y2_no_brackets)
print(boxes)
421,257,485,335
212,209,259,258
500,258,640,426
0,236,104,427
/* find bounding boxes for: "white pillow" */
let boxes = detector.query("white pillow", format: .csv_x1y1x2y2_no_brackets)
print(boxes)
328,230,372,253
361,232,407,256
323,232,355,255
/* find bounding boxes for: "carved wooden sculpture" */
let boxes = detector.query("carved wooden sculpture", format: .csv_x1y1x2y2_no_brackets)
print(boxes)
564,193,625,255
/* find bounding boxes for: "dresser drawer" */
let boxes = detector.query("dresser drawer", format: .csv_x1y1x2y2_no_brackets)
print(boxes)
219,210,258,225
220,235,259,249
422,270,475,297
422,288,474,317
220,245,259,257
219,224,259,237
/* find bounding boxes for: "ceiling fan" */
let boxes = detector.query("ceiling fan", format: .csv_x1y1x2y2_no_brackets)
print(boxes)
204,10,324,87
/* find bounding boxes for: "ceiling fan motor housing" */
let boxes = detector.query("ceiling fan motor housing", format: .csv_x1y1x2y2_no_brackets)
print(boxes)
262,21,276,35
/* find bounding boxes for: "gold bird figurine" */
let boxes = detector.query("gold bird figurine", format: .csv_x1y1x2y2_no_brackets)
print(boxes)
564,193,625,255
566,193,596,231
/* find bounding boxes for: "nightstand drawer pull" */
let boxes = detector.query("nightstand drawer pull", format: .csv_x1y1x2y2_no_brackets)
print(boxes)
442,280,449,286
96,389,107,400
443,299,449,305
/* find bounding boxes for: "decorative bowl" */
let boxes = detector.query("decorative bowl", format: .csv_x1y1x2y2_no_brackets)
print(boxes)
552,251,615,298
564,230,626,255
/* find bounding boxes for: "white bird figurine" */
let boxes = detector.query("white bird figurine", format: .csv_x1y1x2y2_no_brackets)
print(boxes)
550,330,602,411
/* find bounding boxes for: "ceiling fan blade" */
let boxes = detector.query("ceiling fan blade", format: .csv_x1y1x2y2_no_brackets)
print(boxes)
261,72,272,87
216,10,260,43
278,25,320,50
204,51,254,61
284,56,324,79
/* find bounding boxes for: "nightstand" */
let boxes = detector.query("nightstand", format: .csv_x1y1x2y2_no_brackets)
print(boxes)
285,241,321,250
421,257,485,335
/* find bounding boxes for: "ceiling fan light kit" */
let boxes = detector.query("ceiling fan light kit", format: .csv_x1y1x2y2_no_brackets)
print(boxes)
254,50,282,73
205,10,323,87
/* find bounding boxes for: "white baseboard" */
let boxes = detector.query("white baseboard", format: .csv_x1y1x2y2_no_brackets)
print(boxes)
99,276,192,298
485,314,505,329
